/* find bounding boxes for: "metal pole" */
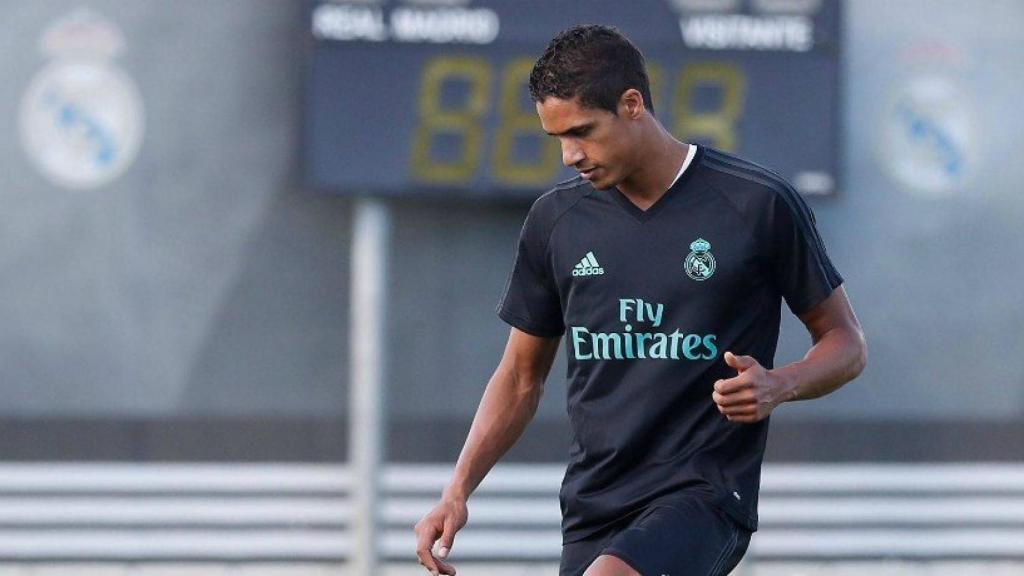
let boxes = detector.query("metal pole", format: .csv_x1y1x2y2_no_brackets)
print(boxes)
348,196,389,574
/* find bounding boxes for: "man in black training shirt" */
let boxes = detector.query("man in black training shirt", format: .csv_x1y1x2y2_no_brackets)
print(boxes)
416,24,867,576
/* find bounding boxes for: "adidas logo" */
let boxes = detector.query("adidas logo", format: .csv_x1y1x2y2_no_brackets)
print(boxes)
572,251,604,277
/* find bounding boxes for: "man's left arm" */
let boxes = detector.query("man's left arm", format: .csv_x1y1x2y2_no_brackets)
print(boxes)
712,285,867,423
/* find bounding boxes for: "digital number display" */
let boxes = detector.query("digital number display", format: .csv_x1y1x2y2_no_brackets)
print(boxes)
306,0,840,197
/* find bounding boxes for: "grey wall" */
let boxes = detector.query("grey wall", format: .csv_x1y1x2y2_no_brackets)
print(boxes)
1,2,351,418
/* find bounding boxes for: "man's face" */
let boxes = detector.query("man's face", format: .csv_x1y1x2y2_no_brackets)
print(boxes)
536,95,636,190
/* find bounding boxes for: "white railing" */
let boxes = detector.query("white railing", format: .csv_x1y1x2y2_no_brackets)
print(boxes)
0,463,1021,560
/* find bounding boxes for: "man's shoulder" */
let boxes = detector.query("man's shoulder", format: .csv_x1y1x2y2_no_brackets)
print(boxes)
527,174,594,225
699,147,824,248
699,147,798,199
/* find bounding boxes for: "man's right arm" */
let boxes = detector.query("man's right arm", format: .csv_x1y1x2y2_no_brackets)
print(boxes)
447,326,561,500
414,326,561,574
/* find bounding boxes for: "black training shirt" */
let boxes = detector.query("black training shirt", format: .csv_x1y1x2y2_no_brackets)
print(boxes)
496,143,844,544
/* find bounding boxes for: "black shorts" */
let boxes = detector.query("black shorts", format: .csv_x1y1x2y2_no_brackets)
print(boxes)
559,493,752,576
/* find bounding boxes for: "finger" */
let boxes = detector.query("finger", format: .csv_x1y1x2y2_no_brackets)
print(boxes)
726,412,755,423
713,375,750,396
425,544,457,575
415,523,441,572
416,547,438,574
438,514,457,559
713,389,754,407
435,556,457,575
721,402,756,416
724,351,757,372
724,405,757,419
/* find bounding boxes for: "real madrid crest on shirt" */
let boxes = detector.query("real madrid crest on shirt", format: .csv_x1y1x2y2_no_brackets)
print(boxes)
684,237,715,281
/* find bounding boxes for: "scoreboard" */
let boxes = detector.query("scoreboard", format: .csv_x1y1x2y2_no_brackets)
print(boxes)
305,0,841,198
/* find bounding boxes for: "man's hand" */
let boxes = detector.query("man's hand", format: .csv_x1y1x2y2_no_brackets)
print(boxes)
712,351,795,423
414,493,468,575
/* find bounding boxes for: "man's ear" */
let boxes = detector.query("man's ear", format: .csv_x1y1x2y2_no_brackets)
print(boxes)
618,88,646,120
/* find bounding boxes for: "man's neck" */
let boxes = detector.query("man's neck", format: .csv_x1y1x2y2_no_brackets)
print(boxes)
615,135,690,210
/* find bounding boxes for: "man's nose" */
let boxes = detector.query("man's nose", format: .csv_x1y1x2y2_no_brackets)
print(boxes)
561,140,585,168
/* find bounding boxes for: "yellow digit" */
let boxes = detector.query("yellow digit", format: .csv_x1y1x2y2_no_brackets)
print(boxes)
492,58,560,186
411,56,491,183
673,63,745,151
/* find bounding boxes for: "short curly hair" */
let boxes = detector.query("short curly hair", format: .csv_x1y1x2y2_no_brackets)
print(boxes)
529,24,654,116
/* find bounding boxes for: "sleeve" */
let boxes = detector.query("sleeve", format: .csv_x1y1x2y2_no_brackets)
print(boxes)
767,185,845,316
495,204,565,337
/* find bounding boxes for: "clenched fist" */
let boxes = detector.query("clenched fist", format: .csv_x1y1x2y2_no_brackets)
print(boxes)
712,351,795,423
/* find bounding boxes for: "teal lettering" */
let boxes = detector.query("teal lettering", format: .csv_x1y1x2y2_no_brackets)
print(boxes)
618,298,665,327
646,302,664,327
649,333,668,358
571,327,592,360
618,299,635,323
669,330,683,360
682,334,703,360
593,332,624,359
581,299,716,362
702,334,718,359
636,333,652,359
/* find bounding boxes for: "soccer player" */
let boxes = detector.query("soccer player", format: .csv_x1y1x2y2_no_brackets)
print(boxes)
415,24,867,576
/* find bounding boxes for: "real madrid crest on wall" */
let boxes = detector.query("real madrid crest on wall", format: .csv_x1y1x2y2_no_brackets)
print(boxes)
19,9,145,190
684,237,715,281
